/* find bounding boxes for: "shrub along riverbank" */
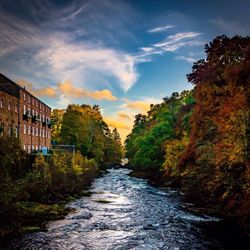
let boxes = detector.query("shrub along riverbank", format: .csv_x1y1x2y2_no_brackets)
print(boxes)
125,35,250,243
0,137,100,245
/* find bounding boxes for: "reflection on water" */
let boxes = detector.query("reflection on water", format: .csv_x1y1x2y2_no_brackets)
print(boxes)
7,168,222,249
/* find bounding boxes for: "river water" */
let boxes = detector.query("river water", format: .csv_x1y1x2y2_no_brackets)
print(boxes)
8,168,223,249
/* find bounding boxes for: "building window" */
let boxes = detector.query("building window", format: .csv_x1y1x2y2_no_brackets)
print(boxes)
28,95,30,103
42,129,45,138
15,104,18,113
8,102,11,111
28,125,31,135
28,144,31,154
32,144,34,151
23,144,26,151
23,105,26,115
32,126,35,136
32,98,34,105
35,145,38,151
0,123,4,136
8,125,11,136
24,93,26,101
24,123,26,134
15,126,18,137
0,99,3,108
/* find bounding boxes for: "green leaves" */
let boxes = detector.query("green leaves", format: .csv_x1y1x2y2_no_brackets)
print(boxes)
126,90,194,170
56,104,122,165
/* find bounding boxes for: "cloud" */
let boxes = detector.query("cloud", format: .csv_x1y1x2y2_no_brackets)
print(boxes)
175,55,196,63
140,47,154,52
104,114,133,143
147,25,175,33
18,80,57,98
103,96,162,142
58,81,117,101
36,40,138,92
37,87,57,98
104,117,130,130
0,0,139,92
125,101,151,113
120,97,161,114
0,2,204,94
133,32,203,63
118,112,131,120
153,32,202,48
105,96,162,142
18,79,117,101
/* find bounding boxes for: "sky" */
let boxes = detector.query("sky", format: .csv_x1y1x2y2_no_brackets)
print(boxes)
0,0,249,141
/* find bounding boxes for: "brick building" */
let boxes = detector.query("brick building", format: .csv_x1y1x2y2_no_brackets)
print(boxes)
0,73,51,153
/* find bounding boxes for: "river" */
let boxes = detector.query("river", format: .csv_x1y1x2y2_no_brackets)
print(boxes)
7,168,223,249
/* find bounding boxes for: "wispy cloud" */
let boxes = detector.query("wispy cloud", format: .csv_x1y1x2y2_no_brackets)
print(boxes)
134,32,203,63
36,40,138,92
175,55,196,63
0,0,139,92
154,32,202,48
0,1,204,94
147,25,175,33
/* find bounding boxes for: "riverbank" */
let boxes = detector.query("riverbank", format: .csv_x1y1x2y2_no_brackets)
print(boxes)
129,168,250,249
0,175,102,248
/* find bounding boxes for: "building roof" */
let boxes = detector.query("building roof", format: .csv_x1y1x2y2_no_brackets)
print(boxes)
0,73,51,109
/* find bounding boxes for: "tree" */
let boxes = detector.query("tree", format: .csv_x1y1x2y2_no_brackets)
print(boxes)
126,90,194,170
51,109,65,143
180,35,250,210
54,104,123,165
112,128,121,144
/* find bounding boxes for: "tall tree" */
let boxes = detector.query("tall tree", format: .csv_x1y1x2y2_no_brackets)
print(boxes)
51,109,65,143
